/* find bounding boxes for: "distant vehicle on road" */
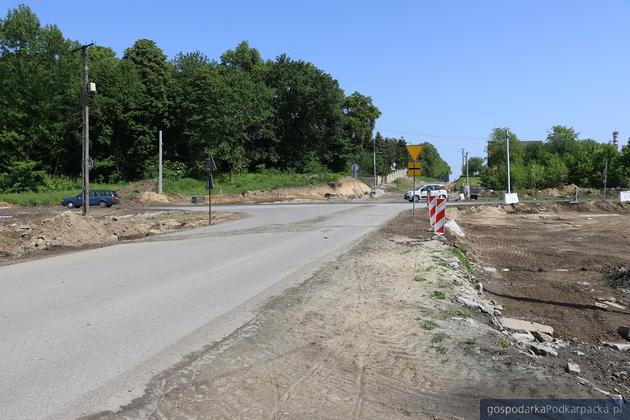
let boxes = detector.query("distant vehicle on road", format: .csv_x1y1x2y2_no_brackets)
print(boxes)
61,190,120,208
458,185,489,200
404,184,448,202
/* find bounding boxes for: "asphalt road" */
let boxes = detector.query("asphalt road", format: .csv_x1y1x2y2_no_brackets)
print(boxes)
0,201,408,420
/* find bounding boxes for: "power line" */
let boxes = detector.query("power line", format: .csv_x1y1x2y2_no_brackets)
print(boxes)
375,128,488,141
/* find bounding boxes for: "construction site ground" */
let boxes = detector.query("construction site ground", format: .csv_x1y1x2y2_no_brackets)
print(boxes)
448,201,630,401
86,208,623,420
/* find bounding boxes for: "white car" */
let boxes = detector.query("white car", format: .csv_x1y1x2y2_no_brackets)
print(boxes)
404,184,448,202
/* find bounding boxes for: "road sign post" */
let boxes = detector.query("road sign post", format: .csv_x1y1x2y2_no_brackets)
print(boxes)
412,174,416,216
405,145,424,218
351,163,359,179
206,155,217,226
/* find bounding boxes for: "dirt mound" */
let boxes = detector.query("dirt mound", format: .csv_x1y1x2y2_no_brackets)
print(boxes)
138,191,170,204
116,179,159,203
1,210,246,263
609,266,630,289
26,211,118,251
328,176,371,197
213,177,371,204
538,188,561,198
447,205,509,225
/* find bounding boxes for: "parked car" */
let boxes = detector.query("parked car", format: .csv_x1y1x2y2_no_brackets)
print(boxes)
404,184,448,202
61,190,120,208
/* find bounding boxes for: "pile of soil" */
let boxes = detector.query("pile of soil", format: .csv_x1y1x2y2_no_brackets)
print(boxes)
210,177,372,204
537,187,561,198
118,177,372,206
0,209,245,264
138,191,170,204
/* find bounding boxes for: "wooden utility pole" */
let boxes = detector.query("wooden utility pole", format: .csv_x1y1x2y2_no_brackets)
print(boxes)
78,43,94,216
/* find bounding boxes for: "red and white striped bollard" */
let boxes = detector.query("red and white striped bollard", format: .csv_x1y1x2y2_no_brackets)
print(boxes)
434,197,446,235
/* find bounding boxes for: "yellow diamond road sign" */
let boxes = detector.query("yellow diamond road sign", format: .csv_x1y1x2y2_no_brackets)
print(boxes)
406,145,424,161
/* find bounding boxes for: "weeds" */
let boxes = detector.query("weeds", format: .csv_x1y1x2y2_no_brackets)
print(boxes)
437,311,452,320
451,246,474,273
454,309,472,317
432,332,449,343
434,345,447,354
432,290,446,300
438,281,453,289
422,320,438,330
414,275,426,283
496,337,510,348
464,338,477,345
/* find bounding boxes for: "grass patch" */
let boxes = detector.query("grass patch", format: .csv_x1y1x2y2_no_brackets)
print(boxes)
454,309,472,317
437,311,452,320
387,176,441,192
432,256,453,270
433,345,447,354
438,262,452,270
437,309,471,320
438,281,453,289
422,320,439,330
464,338,477,345
453,176,481,189
432,332,449,343
432,290,446,300
451,246,474,273
163,171,342,196
413,275,426,283
0,183,127,206
496,337,510,348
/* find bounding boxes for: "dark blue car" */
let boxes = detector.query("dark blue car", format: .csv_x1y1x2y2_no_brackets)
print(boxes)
61,190,120,208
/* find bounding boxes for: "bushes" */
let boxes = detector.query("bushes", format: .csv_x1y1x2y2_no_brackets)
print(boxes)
0,161,47,193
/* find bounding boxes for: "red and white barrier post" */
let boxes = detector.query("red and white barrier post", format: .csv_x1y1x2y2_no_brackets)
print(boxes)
434,197,446,235
427,194,436,226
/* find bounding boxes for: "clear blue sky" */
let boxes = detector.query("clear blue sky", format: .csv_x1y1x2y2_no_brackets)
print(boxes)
12,0,630,178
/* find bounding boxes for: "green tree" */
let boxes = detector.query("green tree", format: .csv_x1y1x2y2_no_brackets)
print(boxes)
486,127,524,168
266,54,348,171
342,92,381,154
0,5,78,175
419,142,451,181
526,163,546,189
465,157,483,176
122,39,173,178
545,125,578,156
543,154,569,187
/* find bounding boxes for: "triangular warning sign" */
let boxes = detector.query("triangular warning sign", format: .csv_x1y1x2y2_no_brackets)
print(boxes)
406,145,424,161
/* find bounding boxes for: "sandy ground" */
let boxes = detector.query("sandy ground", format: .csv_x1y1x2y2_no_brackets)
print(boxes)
448,201,630,401
84,212,599,420
0,209,245,265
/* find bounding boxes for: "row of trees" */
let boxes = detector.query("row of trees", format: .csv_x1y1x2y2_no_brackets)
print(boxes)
0,5,451,192
480,126,630,190
358,133,451,181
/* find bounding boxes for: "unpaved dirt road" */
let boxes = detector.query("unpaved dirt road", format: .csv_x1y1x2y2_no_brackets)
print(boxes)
0,202,407,420
84,212,598,420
